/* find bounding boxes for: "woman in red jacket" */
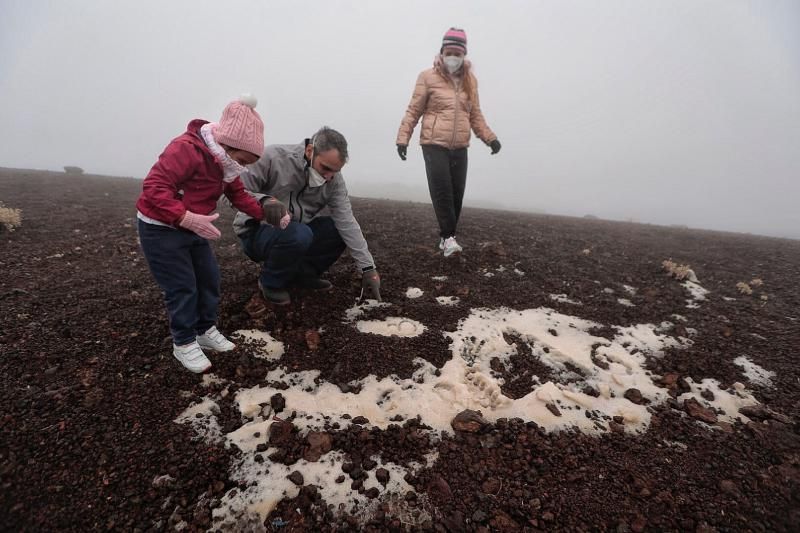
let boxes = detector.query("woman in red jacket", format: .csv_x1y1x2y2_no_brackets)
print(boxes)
136,95,275,373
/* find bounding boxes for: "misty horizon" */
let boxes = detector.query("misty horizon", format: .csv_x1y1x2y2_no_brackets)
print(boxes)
1,1,798,239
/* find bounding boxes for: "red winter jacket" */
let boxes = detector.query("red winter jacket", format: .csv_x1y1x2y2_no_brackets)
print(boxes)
136,119,262,226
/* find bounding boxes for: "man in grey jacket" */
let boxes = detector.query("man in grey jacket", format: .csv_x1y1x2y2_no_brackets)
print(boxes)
234,126,381,305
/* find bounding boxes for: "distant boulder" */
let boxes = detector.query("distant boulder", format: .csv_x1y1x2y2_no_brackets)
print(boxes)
63,166,84,175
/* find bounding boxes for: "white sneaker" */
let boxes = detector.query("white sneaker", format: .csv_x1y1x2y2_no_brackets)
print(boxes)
196,326,236,352
173,341,212,373
438,238,445,250
442,236,463,257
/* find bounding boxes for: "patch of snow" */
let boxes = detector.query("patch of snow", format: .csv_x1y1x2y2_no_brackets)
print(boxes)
431,276,448,281
733,356,775,387
622,285,637,295
175,398,222,443
683,280,710,308
436,296,459,306
550,294,582,305
179,305,771,528
230,307,696,437
234,330,284,361
212,449,426,529
677,378,759,422
617,298,635,307
405,287,423,299
344,299,391,321
683,281,709,300
356,317,426,337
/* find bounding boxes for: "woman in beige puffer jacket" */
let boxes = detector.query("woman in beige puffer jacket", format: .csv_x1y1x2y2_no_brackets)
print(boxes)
396,27,501,257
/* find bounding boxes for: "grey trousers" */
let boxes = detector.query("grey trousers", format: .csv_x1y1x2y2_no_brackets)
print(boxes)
422,144,468,238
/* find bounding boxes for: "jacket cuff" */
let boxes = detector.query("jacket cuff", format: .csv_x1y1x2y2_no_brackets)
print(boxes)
258,195,276,205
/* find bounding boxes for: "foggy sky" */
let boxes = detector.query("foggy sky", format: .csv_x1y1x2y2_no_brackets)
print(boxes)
1,0,798,239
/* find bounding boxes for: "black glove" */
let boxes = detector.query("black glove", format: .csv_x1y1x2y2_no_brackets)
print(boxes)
489,139,502,155
360,268,381,301
261,197,288,227
396,144,407,161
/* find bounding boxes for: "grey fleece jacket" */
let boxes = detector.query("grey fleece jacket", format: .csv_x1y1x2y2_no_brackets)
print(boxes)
233,142,375,271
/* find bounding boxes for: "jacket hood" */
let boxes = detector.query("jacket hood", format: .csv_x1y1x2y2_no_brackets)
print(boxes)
184,119,210,147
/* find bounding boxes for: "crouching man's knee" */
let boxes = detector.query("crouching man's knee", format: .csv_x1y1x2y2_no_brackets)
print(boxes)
282,222,314,252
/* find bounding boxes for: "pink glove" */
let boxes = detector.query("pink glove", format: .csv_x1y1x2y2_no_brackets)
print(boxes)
179,211,221,240
279,213,291,229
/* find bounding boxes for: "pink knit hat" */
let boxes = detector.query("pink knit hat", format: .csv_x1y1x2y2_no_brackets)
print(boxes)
214,94,264,156
441,27,467,54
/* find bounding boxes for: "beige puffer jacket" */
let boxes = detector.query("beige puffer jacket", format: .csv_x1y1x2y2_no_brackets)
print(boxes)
396,64,496,150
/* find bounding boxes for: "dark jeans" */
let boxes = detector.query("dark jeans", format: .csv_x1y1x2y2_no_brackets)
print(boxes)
422,144,469,238
137,219,219,345
239,216,346,289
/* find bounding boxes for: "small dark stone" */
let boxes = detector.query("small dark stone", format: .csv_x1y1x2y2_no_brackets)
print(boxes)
270,393,286,413
546,403,562,417
349,467,366,480
375,468,390,485
451,409,489,432
624,388,643,405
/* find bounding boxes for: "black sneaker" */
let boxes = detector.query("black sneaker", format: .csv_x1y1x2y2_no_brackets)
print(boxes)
295,277,333,291
258,279,291,306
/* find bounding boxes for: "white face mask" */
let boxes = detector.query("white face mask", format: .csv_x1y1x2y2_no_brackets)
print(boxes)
307,146,327,187
308,166,326,187
443,55,464,73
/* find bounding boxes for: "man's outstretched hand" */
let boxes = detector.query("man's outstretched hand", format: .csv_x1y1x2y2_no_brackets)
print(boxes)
361,268,381,301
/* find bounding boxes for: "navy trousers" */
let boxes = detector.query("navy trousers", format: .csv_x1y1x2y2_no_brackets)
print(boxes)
239,216,346,289
138,220,219,345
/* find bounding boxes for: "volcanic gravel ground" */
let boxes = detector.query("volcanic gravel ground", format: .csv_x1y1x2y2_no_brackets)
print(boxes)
1,169,799,531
